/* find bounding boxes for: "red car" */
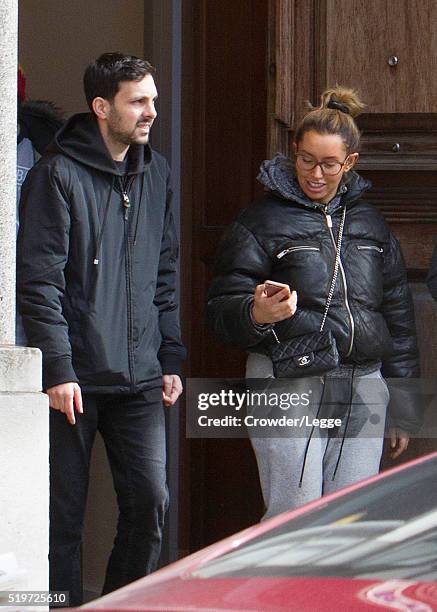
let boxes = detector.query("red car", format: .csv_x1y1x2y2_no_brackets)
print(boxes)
79,452,437,611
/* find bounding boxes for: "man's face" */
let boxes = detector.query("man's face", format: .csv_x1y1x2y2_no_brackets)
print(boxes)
106,74,158,146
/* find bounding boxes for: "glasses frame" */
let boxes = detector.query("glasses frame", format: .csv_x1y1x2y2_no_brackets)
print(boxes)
295,153,351,176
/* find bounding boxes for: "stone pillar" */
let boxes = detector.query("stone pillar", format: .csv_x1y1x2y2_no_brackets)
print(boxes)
0,0,18,344
0,348,49,592
0,0,49,596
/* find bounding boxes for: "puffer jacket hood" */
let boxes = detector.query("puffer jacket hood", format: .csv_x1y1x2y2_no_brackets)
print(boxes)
50,112,151,176
257,154,371,214
18,99,64,155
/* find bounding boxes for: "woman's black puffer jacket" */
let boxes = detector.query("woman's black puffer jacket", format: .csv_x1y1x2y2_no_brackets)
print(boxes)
206,156,420,429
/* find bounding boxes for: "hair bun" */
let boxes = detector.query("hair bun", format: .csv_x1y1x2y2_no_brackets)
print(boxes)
320,86,366,119
298,85,364,152
327,99,350,114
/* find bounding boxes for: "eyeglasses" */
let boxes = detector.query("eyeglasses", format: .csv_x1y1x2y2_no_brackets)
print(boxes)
295,153,350,176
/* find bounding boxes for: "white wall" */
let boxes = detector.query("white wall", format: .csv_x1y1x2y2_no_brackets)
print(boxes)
0,348,49,595
0,392,49,592
19,0,145,115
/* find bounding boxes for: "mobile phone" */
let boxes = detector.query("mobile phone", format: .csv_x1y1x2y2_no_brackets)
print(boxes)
264,280,290,297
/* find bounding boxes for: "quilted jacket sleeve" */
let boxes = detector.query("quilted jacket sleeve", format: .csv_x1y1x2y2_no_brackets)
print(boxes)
381,232,422,432
381,232,419,378
426,240,437,301
206,220,274,349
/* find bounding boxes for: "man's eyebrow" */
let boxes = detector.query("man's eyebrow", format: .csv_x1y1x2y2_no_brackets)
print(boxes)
130,94,159,102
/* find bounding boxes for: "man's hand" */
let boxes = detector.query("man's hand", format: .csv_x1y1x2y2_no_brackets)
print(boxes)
47,382,83,425
162,374,183,407
252,283,297,325
389,427,409,459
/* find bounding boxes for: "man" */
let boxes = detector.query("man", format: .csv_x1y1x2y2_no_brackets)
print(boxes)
17,53,185,606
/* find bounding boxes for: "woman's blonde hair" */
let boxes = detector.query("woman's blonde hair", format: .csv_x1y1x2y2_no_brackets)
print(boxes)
295,85,366,153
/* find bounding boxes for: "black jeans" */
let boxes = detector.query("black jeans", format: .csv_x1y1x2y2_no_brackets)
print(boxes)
49,389,168,607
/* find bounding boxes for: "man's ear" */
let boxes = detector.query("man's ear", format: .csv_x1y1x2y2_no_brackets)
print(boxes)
292,142,298,155
92,97,110,120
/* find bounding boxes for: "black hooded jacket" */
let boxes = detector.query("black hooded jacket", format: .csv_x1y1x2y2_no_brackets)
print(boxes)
207,156,419,389
17,113,186,393
18,100,64,155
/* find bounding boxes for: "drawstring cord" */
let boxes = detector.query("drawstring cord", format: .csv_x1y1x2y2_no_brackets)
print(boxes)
93,175,115,265
331,365,356,480
298,376,326,488
133,175,145,246
298,365,357,487
93,167,144,264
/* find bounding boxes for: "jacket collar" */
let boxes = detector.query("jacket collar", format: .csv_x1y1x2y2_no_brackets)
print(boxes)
49,113,152,176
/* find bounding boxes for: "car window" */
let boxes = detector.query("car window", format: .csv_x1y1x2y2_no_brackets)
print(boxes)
193,458,437,581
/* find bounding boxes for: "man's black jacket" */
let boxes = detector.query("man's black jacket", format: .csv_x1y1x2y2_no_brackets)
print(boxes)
17,113,185,393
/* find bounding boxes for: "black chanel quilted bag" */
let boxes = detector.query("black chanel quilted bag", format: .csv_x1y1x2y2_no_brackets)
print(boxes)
270,329,339,378
269,207,345,379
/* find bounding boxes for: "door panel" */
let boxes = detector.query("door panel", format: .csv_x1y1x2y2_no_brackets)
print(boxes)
323,0,437,113
185,0,268,550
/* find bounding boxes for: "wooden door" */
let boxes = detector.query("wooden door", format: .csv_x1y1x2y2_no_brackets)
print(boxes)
182,0,269,551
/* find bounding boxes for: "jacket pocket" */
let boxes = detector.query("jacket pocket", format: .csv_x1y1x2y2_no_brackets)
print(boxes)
345,242,384,306
273,242,328,305
276,245,320,259
356,245,384,253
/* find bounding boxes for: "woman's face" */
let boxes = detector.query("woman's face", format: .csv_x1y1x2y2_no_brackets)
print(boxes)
294,131,358,204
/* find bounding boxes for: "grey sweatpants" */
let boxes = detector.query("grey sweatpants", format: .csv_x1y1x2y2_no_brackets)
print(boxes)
247,353,389,520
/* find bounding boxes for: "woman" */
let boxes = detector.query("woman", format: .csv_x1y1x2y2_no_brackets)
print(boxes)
206,86,420,519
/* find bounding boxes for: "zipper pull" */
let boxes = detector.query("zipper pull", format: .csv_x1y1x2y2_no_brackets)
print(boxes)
325,214,332,228
122,192,130,220
277,247,291,260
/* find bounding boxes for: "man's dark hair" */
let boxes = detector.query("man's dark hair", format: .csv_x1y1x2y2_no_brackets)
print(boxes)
83,52,155,112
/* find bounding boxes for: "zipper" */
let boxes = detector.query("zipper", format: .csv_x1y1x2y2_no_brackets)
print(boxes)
119,174,135,220
357,245,383,253
276,245,320,259
122,192,130,220
324,210,355,358
123,188,136,390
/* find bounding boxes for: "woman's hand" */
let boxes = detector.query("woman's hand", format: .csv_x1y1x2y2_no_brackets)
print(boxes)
389,427,409,459
251,283,297,324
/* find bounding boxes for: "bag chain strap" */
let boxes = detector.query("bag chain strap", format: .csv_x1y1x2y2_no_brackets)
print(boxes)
271,206,347,345
319,206,346,332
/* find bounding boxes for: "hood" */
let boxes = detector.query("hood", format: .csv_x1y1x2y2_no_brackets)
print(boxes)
18,100,64,155
48,112,151,176
258,154,371,214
